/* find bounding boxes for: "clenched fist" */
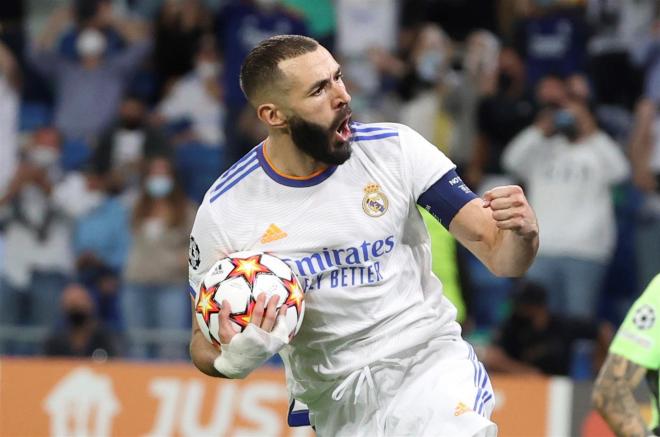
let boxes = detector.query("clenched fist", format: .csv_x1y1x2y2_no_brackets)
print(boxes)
482,185,538,240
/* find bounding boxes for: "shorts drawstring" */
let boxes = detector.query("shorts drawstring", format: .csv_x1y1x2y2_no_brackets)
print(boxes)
331,359,402,405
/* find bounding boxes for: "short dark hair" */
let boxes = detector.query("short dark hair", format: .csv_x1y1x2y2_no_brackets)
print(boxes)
240,34,319,105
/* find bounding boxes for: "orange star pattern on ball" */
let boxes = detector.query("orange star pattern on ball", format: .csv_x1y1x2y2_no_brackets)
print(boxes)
230,298,257,329
196,284,221,325
282,277,304,315
228,255,271,284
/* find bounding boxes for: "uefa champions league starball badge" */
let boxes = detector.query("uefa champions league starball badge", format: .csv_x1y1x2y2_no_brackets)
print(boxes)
362,183,388,217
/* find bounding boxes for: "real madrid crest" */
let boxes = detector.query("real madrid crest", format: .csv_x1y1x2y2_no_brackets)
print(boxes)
362,183,388,217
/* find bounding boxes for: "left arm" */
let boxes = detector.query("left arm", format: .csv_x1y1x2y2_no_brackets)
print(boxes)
448,185,538,277
592,353,648,437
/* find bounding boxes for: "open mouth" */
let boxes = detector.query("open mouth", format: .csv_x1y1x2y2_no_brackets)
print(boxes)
334,114,352,142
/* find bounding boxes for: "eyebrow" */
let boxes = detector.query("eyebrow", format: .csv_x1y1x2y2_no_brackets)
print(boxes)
306,67,342,95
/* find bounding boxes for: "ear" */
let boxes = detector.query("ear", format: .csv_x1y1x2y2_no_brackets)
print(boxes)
257,103,288,129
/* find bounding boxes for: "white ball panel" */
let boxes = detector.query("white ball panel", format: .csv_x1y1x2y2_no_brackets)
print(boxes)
216,277,252,312
252,273,289,304
208,314,221,344
202,259,233,287
284,306,298,336
260,253,292,279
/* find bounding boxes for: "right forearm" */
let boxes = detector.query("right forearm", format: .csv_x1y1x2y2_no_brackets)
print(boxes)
593,384,647,437
593,354,648,437
190,333,227,378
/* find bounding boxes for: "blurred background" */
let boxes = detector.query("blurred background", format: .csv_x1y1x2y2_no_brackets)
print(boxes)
0,0,659,435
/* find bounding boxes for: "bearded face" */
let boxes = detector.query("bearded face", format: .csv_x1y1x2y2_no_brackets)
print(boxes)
287,105,353,166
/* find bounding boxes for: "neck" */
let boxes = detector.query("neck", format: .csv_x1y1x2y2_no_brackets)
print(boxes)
264,131,327,178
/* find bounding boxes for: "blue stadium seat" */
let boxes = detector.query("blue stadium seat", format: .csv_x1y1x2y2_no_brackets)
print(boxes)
60,138,91,172
19,101,53,132
175,141,226,204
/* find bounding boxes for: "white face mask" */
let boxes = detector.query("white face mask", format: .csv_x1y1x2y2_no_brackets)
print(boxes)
146,175,174,198
416,51,444,83
76,29,107,58
196,61,220,80
29,146,59,168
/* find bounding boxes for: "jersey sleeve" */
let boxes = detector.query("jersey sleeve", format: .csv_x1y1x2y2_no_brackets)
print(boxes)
188,200,231,300
398,124,457,200
609,274,660,369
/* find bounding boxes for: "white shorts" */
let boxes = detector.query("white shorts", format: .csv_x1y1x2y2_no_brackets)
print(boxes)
302,337,497,437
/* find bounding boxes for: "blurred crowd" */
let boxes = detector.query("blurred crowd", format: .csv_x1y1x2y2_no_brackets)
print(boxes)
0,0,659,378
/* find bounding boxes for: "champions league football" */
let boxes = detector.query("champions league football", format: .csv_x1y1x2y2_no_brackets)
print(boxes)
194,251,305,346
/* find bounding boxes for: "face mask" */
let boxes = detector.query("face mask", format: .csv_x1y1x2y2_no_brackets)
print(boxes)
67,310,90,328
196,61,220,80
146,175,174,198
29,146,59,168
416,51,444,83
76,29,107,58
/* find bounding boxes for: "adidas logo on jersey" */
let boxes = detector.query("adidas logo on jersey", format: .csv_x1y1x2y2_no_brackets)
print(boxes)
454,402,473,416
260,224,287,244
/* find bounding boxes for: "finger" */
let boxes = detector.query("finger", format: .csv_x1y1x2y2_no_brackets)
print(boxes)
218,300,235,344
488,196,523,211
250,293,267,327
260,295,280,332
483,185,523,202
494,218,525,231
492,209,522,222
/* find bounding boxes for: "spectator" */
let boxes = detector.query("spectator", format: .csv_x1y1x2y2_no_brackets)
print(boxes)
484,280,612,377
631,18,660,105
155,34,225,148
466,46,535,192
58,0,126,61
513,0,589,88
335,0,398,113
628,98,660,293
446,29,500,169
398,24,457,156
0,41,20,196
0,128,73,348
122,156,195,359
43,282,117,358
215,0,307,165
28,6,152,142
502,96,629,319
59,167,131,331
585,0,648,109
153,0,211,94
93,95,170,202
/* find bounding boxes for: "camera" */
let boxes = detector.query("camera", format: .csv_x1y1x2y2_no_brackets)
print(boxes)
553,109,578,141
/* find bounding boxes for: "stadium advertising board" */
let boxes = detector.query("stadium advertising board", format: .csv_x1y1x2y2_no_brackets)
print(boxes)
0,358,608,436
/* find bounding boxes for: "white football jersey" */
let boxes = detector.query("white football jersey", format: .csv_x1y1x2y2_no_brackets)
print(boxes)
189,122,461,403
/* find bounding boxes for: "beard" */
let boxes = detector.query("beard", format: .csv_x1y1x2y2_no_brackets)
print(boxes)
287,106,352,166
